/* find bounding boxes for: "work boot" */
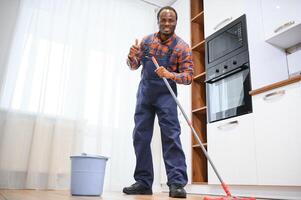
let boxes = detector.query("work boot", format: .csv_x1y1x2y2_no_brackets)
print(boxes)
169,184,187,198
123,182,153,195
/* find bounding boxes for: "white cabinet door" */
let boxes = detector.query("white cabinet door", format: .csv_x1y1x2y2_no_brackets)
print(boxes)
204,0,244,38
207,114,257,185
261,0,301,48
253,82,301,186
245,0,288,90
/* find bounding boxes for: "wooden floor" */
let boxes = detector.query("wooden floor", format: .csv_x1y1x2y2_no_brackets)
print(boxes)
0,190,207,200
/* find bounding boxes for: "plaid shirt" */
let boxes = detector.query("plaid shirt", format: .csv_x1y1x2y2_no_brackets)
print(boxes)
127,33,194,85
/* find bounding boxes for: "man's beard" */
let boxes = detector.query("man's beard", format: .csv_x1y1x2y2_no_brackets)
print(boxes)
160,29,174,37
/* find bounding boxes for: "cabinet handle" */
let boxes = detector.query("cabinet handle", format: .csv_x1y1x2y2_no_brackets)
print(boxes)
274,21,295,33
263,90,285,101
217,120,238,130
214,17,233,30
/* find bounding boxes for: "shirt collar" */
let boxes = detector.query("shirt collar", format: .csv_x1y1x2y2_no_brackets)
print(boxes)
155,32,176,45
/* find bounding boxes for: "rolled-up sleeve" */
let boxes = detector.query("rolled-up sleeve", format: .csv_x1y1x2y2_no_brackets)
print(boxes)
172,45,194,85
127,56,140,70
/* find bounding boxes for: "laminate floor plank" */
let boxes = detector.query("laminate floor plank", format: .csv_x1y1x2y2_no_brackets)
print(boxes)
0,190,205,200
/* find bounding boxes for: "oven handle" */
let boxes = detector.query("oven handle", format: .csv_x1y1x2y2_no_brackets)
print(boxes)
274,21,295,33
217,120,239,130
214,17,233,30
263,90,285,101
205,65,246,84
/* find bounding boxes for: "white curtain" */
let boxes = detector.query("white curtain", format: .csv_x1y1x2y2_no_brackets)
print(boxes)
0,0,156,189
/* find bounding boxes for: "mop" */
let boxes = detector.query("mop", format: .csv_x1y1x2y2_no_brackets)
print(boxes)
151,56,256,200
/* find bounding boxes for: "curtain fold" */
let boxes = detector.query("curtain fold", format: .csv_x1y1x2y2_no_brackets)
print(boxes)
0,0,156,189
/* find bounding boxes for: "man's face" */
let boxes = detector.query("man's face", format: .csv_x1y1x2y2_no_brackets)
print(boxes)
158,9,177,36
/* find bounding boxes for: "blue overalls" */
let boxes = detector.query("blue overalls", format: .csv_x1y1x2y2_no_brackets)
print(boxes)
133,37,188,188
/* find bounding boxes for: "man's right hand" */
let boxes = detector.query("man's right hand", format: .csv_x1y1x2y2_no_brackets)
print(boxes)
128,39,140,59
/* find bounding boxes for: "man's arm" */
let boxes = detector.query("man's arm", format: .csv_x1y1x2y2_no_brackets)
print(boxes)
126,39,143,70
172,44,194,85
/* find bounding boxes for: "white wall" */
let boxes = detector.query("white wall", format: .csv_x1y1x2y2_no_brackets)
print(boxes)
0,0,19,92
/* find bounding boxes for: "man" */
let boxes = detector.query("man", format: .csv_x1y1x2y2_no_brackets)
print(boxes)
123,6,194,198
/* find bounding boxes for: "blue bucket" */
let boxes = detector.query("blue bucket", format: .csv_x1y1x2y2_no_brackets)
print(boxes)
70,153,108,196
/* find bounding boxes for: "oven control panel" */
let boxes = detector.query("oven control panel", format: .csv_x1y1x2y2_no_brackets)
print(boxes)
206,50,249,81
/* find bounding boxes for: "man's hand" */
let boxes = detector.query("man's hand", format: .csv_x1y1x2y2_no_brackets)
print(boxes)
155,66,175,80
128,39,140,59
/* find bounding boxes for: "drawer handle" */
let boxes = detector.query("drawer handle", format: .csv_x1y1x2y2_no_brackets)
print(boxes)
214,17,233,30
217,120,238,130
274,21,295,33
263,90,285,101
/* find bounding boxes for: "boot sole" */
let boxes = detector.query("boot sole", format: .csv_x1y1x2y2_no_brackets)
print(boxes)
169,192,187,198
123,189,153,195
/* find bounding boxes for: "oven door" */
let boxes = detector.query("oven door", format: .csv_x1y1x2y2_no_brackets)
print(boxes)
206,67,252,123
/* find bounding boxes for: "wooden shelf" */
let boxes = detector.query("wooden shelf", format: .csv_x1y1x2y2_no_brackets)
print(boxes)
192,106,207,115
191,0,203,19
193,72,206,83
191,181,208,185
192,51,205,75
192,40,205,53
191,112,207,145
191,0,207,184
191,82,206,110
192,143,207,148
191,11,204,24
192,146,208,182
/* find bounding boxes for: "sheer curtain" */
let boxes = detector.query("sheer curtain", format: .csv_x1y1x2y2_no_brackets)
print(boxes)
0,0,155,189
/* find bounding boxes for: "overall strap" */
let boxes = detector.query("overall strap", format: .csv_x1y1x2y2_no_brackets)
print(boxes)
141,36,154,59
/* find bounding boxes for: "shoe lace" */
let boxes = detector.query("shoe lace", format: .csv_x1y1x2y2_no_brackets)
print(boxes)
132,182,140,187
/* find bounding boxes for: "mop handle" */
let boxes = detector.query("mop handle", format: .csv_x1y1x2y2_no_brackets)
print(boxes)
151,56,231,197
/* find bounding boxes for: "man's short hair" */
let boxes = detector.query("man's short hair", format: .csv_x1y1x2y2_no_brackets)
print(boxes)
157,6,178,21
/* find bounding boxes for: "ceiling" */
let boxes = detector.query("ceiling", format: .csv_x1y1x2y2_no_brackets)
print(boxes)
140,0,177,7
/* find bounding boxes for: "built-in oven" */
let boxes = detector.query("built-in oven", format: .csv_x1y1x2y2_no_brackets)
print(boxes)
205,14,252,123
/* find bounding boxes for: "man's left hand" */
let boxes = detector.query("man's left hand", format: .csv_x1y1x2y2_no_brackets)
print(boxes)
155,66,175,80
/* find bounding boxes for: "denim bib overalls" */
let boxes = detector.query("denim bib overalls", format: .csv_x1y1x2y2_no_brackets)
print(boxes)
133,37,188,188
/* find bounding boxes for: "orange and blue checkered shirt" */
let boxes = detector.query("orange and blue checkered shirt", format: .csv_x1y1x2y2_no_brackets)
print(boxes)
127,33,194,85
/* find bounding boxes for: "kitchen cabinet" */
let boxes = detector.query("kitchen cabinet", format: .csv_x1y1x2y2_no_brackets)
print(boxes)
203,0,244,38
261,0,301,49
207,114,257,185
245,0,290,91
253,81,301,186
245,0,288,90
